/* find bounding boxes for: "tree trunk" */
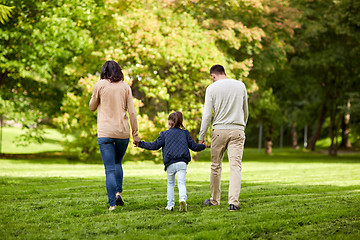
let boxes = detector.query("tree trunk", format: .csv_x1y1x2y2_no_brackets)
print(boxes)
328,105,337,156
0,71,6,86
307,104,327,151
291,123,298,149
265,139,272,155
340,99,352,149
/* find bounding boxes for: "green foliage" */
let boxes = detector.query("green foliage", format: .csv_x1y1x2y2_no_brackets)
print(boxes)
250,88,283,140
341,92,360,145
1,150,360,239
0,0,103,145
3,0,360,158
54,76,98,160
0,4,14,24
55,0,231,160
287,0,360,151
173,0,300,145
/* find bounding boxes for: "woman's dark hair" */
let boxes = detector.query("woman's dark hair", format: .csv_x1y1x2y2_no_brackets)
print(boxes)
168,111,185,129
100,60,124,82
210,64,226,75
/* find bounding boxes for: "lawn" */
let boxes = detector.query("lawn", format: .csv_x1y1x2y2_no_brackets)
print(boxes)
1,147,360,239
0,127,72,154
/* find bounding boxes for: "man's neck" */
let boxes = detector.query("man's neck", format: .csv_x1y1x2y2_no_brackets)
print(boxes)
214,74,227,82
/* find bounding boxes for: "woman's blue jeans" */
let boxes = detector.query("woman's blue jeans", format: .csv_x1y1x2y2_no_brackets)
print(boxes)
98,138,129,206
166,162,187,208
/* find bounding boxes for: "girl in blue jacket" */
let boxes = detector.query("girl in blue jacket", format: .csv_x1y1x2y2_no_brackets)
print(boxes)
135,111,206,211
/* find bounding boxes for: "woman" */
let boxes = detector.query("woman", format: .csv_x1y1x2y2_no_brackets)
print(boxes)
89,60,139,211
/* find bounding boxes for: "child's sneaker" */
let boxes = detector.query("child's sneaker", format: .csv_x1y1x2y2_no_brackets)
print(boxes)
179,200,187,212
165,205,174,211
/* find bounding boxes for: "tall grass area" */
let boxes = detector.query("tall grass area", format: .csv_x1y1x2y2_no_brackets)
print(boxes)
1,147,360,239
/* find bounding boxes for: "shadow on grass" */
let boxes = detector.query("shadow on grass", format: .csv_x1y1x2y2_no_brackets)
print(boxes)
1,148,360,165
197,148,360,164
0,152,93,164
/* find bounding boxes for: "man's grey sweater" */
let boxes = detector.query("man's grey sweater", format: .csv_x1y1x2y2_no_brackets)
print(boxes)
199,78,248,140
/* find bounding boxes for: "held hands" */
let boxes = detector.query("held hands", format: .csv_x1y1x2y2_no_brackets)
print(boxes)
199,140,207,148
133,136,140,147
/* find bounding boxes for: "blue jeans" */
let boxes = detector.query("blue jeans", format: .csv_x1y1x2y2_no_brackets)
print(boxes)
98,138,129,206
166,161,187,207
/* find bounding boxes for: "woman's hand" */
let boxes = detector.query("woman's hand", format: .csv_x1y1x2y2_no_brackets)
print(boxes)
133,136,140,147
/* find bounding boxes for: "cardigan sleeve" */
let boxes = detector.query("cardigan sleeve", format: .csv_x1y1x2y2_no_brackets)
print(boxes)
126,85,139,138
89,82,100,111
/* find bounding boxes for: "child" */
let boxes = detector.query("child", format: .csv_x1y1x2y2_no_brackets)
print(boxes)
135,111,206,211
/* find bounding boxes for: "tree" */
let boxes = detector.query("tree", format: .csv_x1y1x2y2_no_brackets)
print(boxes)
55,0,229,160
289,0,360,155
0,0,102,144
172,0,300,154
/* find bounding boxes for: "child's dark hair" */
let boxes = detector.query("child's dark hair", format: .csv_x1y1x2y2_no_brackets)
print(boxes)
168,111,185,129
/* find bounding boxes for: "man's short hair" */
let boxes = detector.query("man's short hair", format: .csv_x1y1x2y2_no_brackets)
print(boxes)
210,65,226,75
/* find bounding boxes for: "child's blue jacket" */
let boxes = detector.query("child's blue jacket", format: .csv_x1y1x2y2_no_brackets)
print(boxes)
138,127,206,170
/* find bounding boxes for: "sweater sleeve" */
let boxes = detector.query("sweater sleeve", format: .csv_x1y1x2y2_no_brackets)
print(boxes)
138,132,165,150
126,85,139,138
186,131,206,152
89,82,100,111
243,87,249,125
198,87,213,140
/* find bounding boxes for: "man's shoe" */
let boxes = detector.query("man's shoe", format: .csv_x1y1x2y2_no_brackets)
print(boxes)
204,199,215,206
116,194,124,206
179,201,187,212
229,204,240,211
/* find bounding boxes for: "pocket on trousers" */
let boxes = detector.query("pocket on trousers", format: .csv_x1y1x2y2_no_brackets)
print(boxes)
237,131,246,141
211,131,220,142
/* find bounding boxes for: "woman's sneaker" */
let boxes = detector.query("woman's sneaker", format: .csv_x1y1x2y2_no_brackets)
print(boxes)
116,194,124,206
165,205,174,211
179,201,187,212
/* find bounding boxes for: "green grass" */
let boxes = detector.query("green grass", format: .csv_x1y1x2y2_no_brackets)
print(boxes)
0,127,72,154
1,148,360,239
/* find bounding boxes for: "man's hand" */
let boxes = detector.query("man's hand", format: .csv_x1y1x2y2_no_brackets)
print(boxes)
199,140,205,145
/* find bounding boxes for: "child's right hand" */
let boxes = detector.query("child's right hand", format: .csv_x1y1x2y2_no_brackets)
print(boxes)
133,140,140,147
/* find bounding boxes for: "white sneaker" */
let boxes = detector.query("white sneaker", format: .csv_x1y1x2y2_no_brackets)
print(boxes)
165,205,174,211
179,201,187,212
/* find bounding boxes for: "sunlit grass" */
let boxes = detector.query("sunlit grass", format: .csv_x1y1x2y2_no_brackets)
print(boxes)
1,148,360,239
0,127,73,154
1,127,359,239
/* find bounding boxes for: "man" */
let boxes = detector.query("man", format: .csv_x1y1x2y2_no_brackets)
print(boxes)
199,64,248,211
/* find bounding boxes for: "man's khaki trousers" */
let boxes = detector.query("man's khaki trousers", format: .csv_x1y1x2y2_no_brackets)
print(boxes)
209,129,246,207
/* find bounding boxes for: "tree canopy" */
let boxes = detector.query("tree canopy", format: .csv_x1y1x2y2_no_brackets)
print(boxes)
1,0,359,158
